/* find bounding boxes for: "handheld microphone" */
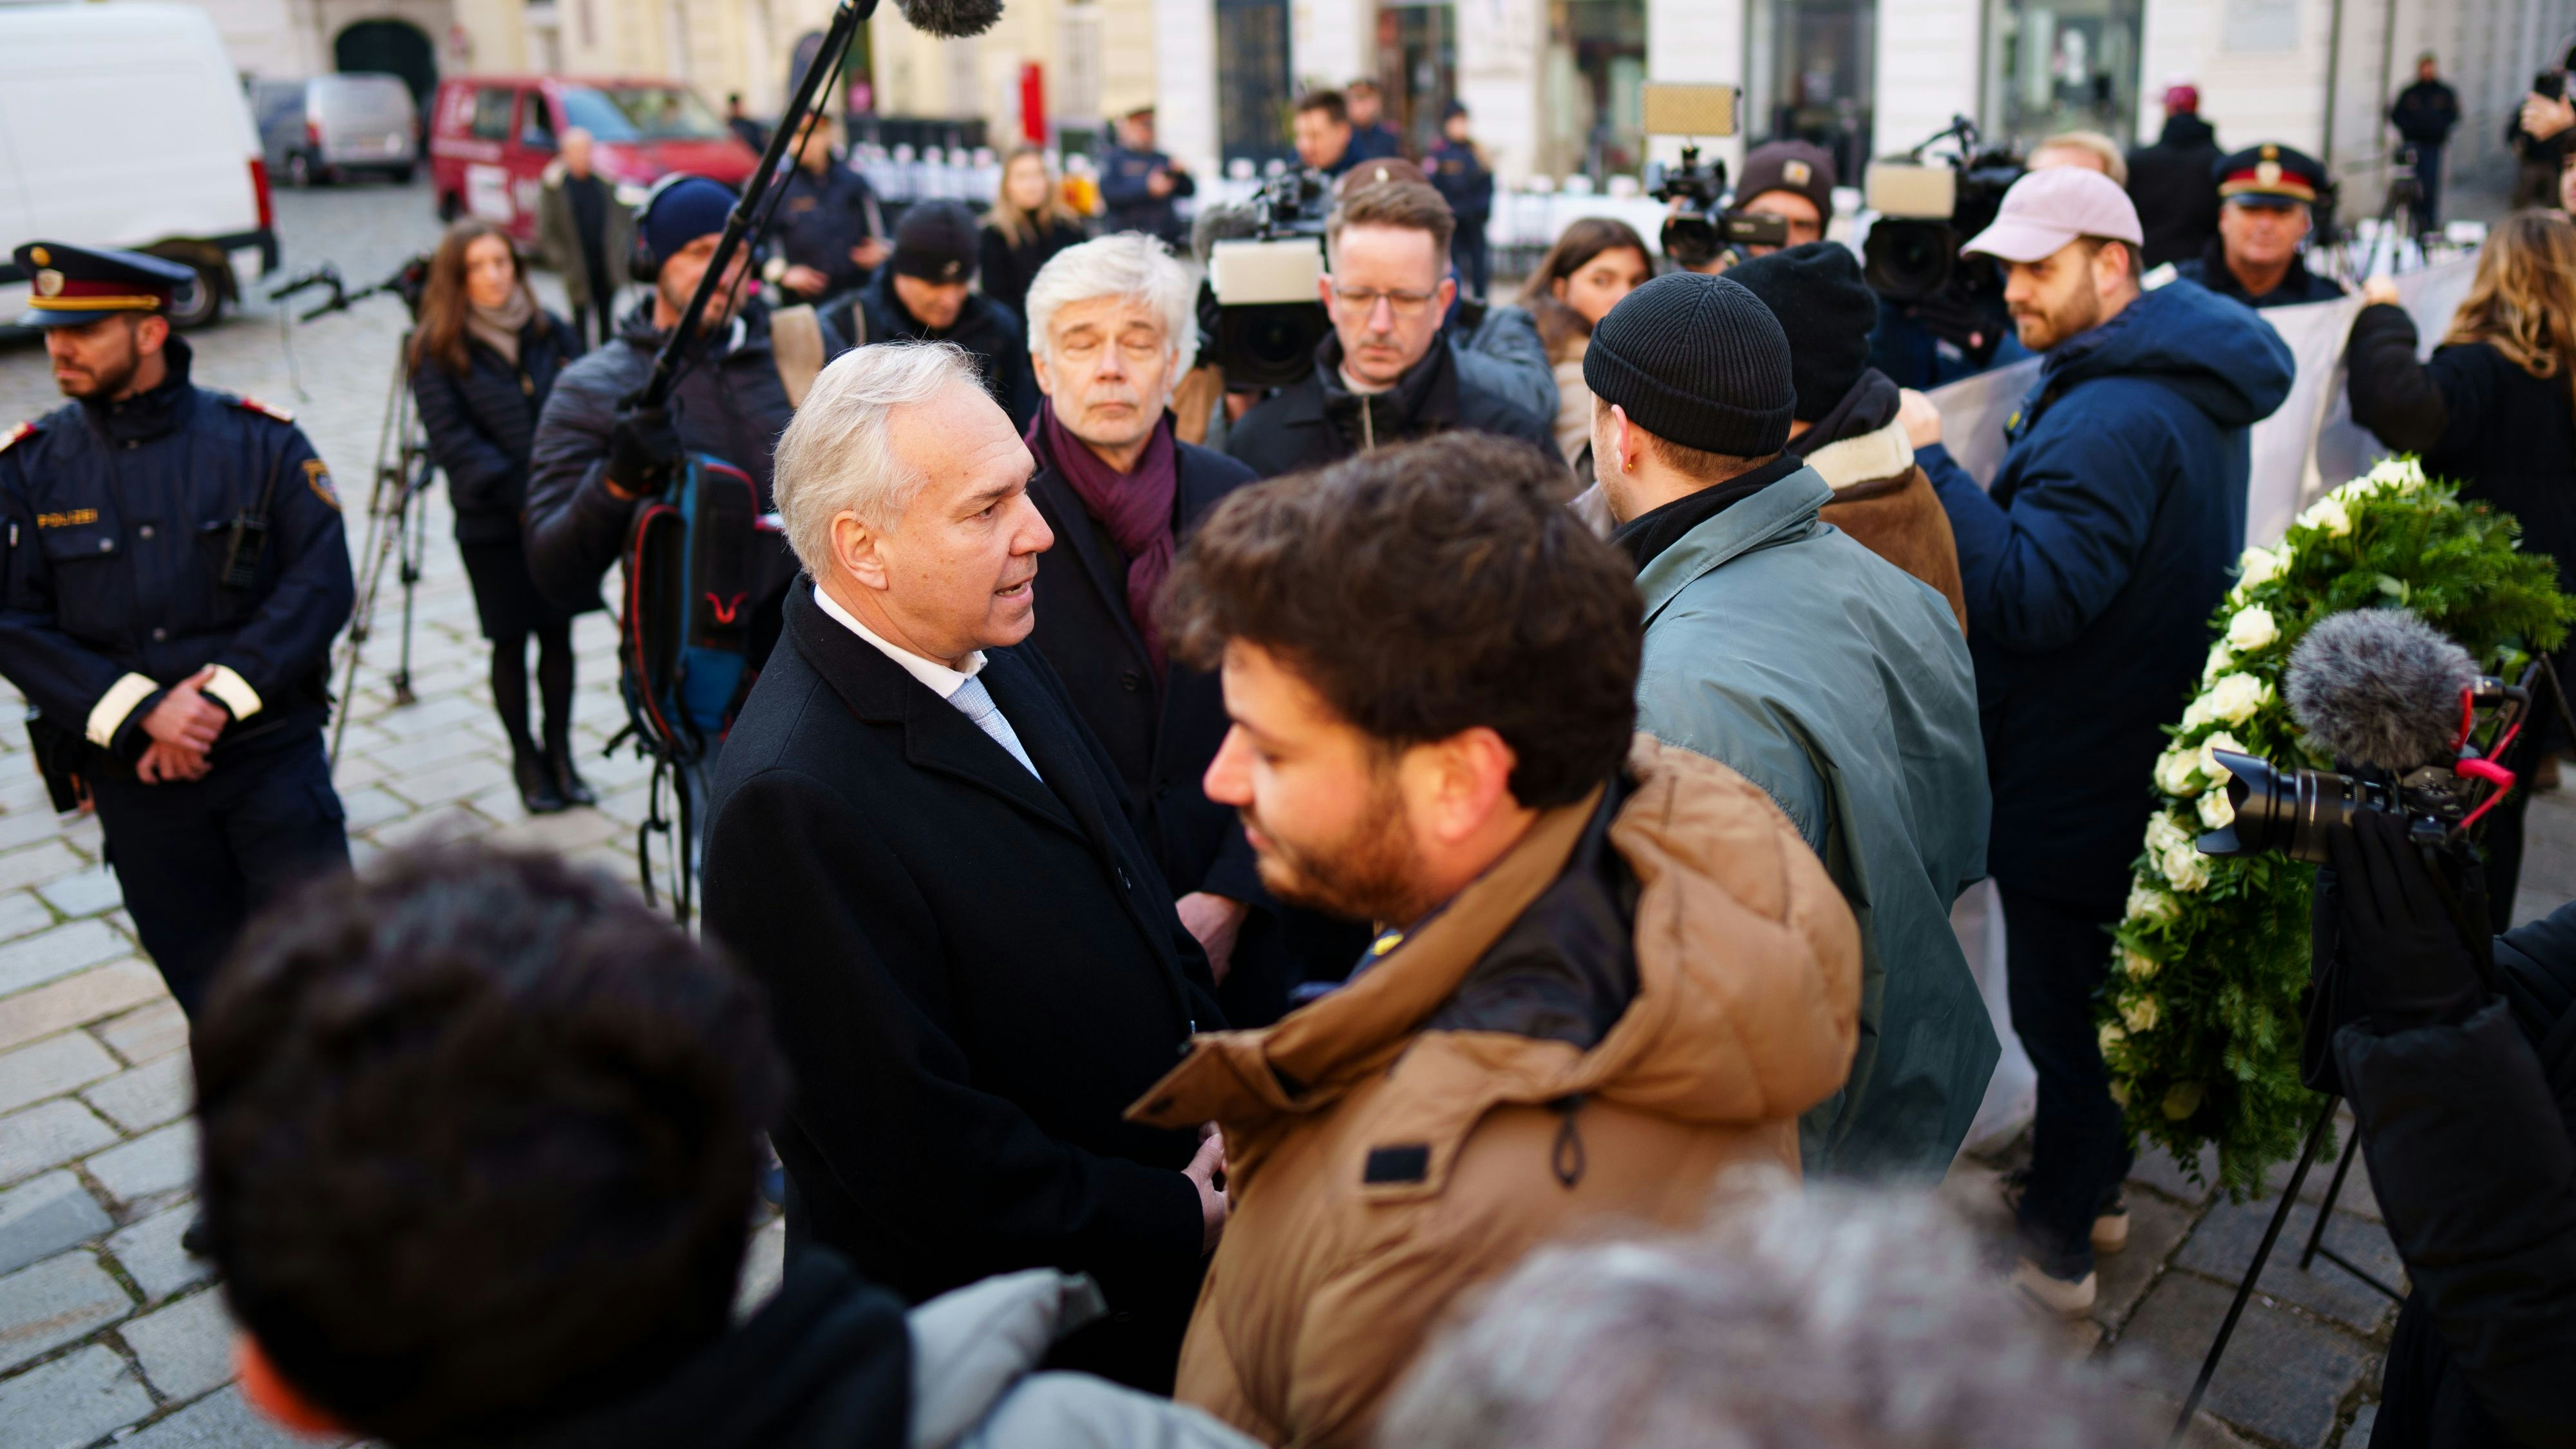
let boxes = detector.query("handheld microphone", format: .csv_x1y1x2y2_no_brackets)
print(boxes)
2284,609,2479,772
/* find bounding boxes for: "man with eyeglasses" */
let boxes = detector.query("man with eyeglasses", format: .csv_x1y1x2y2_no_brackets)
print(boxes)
1226,180,1556,480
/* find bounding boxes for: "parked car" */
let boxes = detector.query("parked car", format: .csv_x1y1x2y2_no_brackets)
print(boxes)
0,1,277,329
252,73,421,188
428,77,760,244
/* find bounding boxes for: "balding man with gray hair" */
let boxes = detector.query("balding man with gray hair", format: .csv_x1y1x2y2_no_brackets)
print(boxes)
1019,235,1368,1025
703,340,1231,1394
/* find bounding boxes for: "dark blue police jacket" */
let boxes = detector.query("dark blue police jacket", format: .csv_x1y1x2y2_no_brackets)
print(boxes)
776,155,884,298
0,336,354,766
1099,144,1192,242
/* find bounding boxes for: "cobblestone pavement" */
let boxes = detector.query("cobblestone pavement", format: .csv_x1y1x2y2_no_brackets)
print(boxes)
0,175,2550,1446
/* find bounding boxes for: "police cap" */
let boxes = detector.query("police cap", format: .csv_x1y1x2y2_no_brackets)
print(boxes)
10,243,196,329
2214,144,2325,207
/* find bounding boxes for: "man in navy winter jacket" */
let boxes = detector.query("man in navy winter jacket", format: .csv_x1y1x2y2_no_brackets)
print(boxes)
1911,167,2292,1315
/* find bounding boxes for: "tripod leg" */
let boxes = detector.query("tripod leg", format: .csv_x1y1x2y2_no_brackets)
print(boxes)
2298,1124,2363,1271
390,461,428,707
2168,1099,2340,1445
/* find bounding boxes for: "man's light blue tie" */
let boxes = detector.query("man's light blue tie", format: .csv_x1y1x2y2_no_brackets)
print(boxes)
948,675,1041,780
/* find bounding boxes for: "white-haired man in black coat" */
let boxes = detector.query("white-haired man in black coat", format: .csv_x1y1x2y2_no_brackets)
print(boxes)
701,340,1228,1394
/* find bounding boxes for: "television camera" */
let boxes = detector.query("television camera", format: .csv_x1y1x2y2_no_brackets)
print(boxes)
1861,117,2023,365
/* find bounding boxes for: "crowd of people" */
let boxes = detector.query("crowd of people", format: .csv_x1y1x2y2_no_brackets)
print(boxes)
8,55,2576,1449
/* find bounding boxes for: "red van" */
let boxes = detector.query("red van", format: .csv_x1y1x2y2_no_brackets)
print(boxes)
428,77,761,243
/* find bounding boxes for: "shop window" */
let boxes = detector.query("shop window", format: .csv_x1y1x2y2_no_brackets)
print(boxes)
1746,0,1873,184
1980,0,2139,153
1218,0,1294,167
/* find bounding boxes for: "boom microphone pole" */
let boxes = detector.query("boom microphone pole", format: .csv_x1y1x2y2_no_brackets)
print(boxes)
631,0,1002,415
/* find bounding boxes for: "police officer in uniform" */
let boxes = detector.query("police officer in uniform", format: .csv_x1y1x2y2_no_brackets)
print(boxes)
2171,144,2349,308
1099,106,1194,247
1426,99,1494,298
769,114,889,305
0,244,354,1019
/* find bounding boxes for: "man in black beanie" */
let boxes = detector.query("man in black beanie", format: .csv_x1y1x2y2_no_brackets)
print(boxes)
1725,242,1965,630
826,200,1039,429
1588,270,1995,1180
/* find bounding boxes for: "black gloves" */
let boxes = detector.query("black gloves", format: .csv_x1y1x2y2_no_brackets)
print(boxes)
604,406,682,500
2326,810,2489,1031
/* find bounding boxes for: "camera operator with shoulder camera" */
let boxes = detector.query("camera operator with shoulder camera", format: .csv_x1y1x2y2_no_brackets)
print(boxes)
2207,611,2576,1449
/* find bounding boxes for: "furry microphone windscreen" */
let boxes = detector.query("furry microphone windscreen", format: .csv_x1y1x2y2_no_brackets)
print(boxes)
889,0,1003,37
2284,609,2479,771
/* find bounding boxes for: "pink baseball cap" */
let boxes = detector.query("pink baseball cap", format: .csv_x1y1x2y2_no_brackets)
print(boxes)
1961,166,2143,263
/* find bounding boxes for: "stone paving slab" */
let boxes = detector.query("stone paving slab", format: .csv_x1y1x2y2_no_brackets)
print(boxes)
0,1253,131,1374
0,1343,155,1449
2112,1269,2373,1449
2173,1196,2406,1337
0,1177,109,1280
108,1207,214,1307
80,1056,192,1137
120,1290,236,1403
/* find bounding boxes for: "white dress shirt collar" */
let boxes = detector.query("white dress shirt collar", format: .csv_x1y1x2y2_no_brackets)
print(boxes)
813,584,985,699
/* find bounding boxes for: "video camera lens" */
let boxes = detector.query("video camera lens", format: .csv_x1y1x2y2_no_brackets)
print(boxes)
1862,219,1958,303
1660,213,1719,270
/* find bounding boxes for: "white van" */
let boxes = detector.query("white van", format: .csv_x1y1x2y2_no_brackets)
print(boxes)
252,73,421,188
0,3,278,328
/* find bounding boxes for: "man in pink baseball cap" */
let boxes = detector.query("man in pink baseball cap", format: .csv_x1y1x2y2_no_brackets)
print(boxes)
1902,162,2293,1321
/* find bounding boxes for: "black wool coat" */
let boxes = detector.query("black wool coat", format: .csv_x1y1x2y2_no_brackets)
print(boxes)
2347,303,2576,598
1022,430,1370,1024
702,582,1223,1391
978,216,1087,324
2329,903,2576,1449
408,312,580,545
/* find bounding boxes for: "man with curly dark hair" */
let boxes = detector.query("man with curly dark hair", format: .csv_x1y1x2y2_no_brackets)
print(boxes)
1126,432,1861,1448
197,845,1257,1449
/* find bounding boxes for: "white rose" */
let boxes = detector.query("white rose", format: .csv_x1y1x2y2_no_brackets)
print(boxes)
2181,694,2217,730
2162,840,2211,892
2206,672,2272,724
2099,1021,2128,1055
2367,456,2425,493
2236,545,2284,589
2197,788,2236,830
2202,643,2237,688
2298,495,2353,537
2145,811,2192,858
2226,605,2279,652
2121,947,2161,981
2154,744,2204,798
2333,473,2381,503
2197,731,2248,783
2126,883,2179,925
2121,993,2162,1032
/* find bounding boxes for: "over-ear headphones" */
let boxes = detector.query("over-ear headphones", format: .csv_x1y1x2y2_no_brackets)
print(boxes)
628,171,705,285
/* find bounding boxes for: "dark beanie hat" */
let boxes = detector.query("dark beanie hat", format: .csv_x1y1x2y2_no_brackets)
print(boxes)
641,176,738,263
1583,272,1795,457
892,202,980,284
1737,140,1838,219
1723,242,1878,422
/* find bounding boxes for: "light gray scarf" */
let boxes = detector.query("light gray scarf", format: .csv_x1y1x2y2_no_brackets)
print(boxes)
466,285,537,368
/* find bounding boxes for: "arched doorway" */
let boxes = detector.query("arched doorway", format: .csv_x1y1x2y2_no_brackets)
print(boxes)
335,19,438,113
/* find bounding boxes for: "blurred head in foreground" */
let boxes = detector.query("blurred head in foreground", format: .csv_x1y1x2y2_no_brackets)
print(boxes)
1378,1175,2150,1449
194,845,783,1445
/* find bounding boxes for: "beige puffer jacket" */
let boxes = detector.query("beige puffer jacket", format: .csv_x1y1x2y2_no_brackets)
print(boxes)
1128,735,1861,1448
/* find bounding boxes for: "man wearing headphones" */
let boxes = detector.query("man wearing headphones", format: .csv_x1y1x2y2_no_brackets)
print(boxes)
524,175,846,667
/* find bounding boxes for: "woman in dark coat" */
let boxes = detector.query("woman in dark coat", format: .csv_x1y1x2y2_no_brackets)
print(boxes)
979,146,1088,322
2347,207,2576,922
409,219,593,815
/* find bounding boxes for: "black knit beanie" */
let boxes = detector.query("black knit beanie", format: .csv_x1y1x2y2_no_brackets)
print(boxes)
1583,272,1794,457
1725,242,1878,422
891,202,980,284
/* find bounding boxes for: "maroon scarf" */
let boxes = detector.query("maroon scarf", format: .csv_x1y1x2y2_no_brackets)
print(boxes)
1032,399,1180,674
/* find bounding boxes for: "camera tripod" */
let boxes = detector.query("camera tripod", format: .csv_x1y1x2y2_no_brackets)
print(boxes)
329,341,437,768
269,261,437,768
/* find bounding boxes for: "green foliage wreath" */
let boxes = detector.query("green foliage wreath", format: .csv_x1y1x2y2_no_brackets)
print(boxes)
2100,457,2575,1197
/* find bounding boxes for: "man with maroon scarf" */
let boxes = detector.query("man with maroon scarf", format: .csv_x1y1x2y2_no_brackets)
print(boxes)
1021,236,1368,1026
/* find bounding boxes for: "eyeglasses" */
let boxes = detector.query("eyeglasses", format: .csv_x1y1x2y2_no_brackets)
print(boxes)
1330,285,1441,318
